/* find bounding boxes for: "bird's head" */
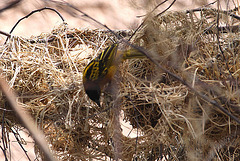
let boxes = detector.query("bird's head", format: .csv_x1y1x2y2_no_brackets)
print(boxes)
83,80,101,107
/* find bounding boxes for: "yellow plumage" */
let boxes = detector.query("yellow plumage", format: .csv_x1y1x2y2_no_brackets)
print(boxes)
83,43,145,107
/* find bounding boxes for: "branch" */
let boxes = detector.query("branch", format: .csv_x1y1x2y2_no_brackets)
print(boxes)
186,7,240,20
0,31,11,37
5,7,65,43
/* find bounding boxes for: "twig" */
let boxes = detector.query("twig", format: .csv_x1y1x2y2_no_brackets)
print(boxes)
129,0,174,41
156,0,177,17
9,7,65,34
0,31,11,38
0,76,56,161
0,145,8,161
216,2,234,82
203,25,240,34
9,126,31,161
4,7,65,43
1,111,8,161
136,0,168,18
203,0,217,7
60,2,121,39
186,7,240,20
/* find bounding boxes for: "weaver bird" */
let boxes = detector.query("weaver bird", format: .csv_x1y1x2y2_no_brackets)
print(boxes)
83,43,145,107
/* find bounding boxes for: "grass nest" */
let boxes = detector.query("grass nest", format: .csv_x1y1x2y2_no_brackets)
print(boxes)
1,8,240,161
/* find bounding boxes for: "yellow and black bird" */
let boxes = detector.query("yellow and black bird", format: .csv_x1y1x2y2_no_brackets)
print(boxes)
83,43,145,107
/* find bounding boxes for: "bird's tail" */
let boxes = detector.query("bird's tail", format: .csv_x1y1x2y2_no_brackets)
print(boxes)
122,49,146,60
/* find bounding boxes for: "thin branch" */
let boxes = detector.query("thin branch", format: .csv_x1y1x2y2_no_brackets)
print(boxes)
9,7,64,34
216,2,234,82
186,7,240,20
203,0,217,7
9,126,31,161
129,0,175,41
1,111,8,161
203,25,240,34
5,7,65,43
61,2,121,39
0,145,8,161
156,0,177,17
0,31,11,38
136,0,168,18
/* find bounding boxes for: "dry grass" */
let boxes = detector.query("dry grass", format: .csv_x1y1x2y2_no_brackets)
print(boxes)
1,8,240,161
